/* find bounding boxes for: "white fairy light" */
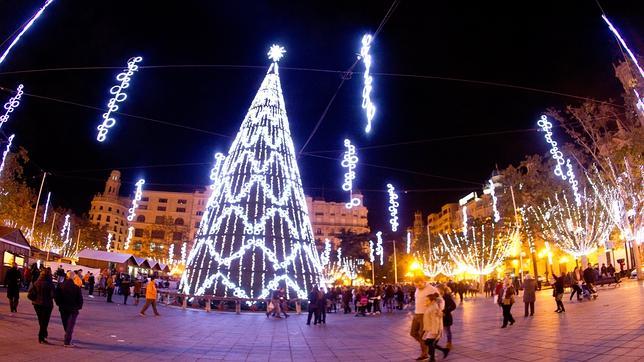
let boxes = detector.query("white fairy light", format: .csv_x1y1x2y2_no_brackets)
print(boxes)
126,178,145,221
375,231,384,266
588,160,643,246
406,231,411,253
566,159,582,206
0,85,24,129
531,189,612,257
341,139,360,208
60,214,71,244
462,205,468,238
0,134,15,177
386,183,399,232
106,233,112,252
181,242,187,264
439,222,517,275
359,34,376,133
321,239,332,267
601,15,644,79
96,56,143,142
488,179,501,222
368,240,375,263
537,115,566,180
537,115,583,205
180,45,324,301
0,1,56,66
168,244,175,264
124,226,134,251
42,192,51,223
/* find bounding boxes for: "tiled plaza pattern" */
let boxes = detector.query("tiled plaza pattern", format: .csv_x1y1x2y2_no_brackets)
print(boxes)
0,280,642,361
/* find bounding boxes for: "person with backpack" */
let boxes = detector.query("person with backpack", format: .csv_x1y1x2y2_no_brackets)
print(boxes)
54,271,83,347
439,284,456,349
28,269,55,344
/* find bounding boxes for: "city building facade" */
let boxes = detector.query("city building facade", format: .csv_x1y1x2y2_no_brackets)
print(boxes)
89,171,370,257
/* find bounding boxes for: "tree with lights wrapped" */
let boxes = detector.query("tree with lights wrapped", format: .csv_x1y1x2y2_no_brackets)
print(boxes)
531,189,612,263
180,46,325,300
439,220,517,278
588,160,643,279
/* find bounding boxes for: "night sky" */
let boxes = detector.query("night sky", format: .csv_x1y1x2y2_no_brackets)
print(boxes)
0,1,641,231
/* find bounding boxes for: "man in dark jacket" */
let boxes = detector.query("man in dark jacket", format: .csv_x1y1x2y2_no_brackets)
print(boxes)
55,272,83,347
306,287,319,325
5,262,22,313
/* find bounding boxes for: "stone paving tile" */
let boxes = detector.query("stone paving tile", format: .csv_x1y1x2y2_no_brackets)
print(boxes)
0,279,642,361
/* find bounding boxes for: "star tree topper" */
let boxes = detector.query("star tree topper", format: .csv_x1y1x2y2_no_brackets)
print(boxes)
268,44,286,62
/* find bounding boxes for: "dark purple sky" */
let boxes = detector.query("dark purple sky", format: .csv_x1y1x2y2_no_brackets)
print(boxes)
0,0,641,232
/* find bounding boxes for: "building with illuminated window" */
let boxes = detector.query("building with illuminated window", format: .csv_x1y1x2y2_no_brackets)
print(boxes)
89,171,370,257
306,194,370,248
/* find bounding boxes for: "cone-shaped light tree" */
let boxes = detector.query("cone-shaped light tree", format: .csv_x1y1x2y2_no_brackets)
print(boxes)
180,45,325,299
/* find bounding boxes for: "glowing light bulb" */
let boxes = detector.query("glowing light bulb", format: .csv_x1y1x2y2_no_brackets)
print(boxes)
537,115,566,180
406,231,411,253
375,231,384,266
126,179,145,222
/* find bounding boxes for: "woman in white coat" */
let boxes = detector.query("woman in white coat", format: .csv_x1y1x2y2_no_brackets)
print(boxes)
423,292,450,361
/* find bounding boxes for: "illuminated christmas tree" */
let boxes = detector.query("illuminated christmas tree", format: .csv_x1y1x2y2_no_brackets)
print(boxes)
180,45,324,300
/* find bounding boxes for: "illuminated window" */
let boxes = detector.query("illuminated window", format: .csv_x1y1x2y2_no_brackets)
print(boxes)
178,199,187,205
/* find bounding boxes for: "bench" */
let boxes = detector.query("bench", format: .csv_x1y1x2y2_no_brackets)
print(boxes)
594,275,621,287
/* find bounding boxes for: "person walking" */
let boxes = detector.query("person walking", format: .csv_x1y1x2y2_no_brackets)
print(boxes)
139,276,160,316
106,274,115,303
569,266,583,302
87,273,95,298
133,277,142,305
522,273,536,317
5,262,22,313
306,286,319,325
28,269,55,344
553,274,565,313
120,275,131,305
438,284,456,349
316,288,326,324
411,276,439,361
423,292,449,362
498,278,516,328
54,271,83,347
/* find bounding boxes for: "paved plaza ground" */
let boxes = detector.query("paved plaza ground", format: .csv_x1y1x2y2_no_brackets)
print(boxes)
0,279,642,361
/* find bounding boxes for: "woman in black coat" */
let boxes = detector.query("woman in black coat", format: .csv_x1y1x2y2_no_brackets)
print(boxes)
5,262,22,313
553,274,566,313
306,287,319,325
28,269,55,344
439,284,457,349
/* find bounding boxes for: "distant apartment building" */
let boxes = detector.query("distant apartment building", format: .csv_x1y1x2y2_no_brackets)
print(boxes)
306,194,370,248
89,171,370,257
427,190,497,238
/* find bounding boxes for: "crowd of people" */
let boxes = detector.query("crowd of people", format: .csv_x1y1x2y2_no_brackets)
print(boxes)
3,262,164,346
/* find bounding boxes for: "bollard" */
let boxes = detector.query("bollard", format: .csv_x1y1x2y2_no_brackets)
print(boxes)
182,295,187,310
235,300,241,314
206,297,211,312
295,300,301,315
